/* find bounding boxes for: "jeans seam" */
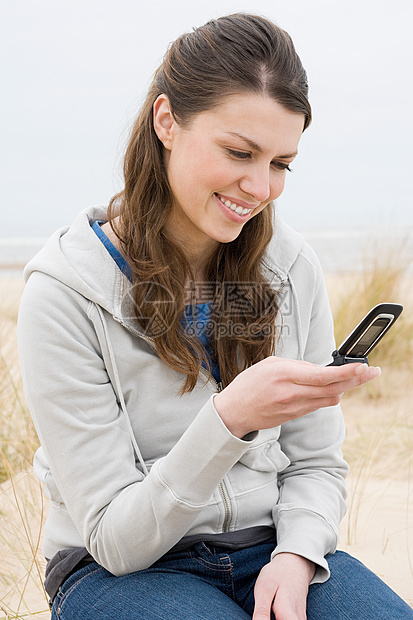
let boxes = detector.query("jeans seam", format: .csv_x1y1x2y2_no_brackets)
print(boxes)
220,555,235,600
192,556,232,571
56,566,105,613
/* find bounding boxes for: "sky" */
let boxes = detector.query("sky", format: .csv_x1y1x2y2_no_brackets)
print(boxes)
1,0,412,237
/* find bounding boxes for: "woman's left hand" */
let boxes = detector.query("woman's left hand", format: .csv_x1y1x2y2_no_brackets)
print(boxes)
252,553,315,620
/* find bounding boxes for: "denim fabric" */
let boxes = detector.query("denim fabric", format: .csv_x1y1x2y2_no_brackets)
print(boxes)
51,542,413,619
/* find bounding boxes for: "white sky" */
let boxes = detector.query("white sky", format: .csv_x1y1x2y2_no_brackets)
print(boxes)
1,0,412,237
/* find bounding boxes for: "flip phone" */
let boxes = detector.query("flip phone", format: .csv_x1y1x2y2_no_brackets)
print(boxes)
328,303,403,366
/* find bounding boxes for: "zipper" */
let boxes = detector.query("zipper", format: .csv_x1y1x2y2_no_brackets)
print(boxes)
198,364,223,392
219,479,231,532
113,315,157,348
278,278,286,295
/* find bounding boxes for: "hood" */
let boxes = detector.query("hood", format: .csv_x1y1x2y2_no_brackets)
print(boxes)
24,204,305,314
24,205,126,317
264,210,305,283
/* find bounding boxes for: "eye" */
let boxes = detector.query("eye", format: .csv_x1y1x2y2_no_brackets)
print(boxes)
272,162,293,172
227,149,251,160
226,148,293,172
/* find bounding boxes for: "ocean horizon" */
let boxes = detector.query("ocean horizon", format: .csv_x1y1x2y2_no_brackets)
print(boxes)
1,228,412,279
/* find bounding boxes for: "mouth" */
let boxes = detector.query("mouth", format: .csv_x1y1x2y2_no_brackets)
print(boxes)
214,193,256,220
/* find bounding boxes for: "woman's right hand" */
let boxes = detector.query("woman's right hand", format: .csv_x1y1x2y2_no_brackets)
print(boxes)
213,356,381,439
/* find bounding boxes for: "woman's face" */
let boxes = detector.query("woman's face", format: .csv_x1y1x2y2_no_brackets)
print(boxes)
153,92,305,265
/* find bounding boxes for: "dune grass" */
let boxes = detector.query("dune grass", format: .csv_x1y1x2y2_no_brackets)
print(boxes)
0,250,412,615
0,280,49,619
0,281,38,485
326,250,413,478
0,473,48,619
325,251,413,604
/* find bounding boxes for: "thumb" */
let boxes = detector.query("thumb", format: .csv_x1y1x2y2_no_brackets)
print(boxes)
252,581,274,620
252,606,271,620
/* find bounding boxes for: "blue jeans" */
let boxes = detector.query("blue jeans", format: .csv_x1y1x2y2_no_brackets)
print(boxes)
51,542,413,619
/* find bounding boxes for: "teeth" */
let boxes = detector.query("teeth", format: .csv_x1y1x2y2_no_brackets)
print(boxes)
219,195,252,216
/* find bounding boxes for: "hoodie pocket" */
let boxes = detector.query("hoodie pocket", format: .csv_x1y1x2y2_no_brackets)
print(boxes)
228,437,291,498
238,439,290,473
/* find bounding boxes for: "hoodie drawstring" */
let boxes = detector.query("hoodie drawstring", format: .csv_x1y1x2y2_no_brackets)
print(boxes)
95,304,149,477
288,275,304,361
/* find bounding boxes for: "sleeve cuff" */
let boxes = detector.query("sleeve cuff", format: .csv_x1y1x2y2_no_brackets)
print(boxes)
271,506,339,584
211,393,258,442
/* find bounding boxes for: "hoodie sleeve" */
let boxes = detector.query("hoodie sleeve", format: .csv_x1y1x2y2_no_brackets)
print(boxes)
271,244,349,583
17,272,253,576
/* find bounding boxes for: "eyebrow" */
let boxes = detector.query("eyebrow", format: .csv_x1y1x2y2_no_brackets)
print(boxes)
226,131,298,159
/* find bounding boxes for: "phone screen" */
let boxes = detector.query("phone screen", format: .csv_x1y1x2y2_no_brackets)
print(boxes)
348,316,393,356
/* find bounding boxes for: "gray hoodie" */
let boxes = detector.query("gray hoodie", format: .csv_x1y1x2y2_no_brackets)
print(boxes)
17,205,348,583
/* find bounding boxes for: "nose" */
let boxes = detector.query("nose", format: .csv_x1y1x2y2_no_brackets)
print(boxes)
238,164,273,203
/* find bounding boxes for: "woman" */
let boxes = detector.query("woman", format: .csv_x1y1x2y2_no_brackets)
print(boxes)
18,13,413,619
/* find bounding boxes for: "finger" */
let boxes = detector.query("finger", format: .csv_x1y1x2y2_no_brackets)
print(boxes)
282,367,379,416
252,606,271,620
271,366,380,413
297,366,381,399
252,578,276,620
265,356,378,387
297,363,381,388
264,357,354,386
277,376,377,414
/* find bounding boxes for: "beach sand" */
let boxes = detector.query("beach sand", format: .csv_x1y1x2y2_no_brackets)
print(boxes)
339,475,413,606
1,274,412,615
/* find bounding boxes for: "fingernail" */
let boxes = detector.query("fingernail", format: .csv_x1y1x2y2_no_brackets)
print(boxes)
372,366,381,377
354,363,369,375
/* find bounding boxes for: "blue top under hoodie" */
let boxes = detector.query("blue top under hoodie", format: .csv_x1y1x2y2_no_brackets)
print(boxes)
91,220,221,384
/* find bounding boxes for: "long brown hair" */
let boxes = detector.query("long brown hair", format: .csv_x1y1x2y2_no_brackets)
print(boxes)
108,13,312,394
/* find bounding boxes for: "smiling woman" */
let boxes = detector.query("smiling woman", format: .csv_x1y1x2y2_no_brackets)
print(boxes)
17,12,413,620
105,14,312,394
153,93,304,255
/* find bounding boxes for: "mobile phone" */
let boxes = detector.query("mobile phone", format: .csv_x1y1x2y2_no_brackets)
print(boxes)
327,303,403,366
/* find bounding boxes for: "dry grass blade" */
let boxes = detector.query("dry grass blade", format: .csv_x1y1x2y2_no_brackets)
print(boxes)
0,472,49,619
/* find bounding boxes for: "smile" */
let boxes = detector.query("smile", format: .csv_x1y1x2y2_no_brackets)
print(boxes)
215,194,253,216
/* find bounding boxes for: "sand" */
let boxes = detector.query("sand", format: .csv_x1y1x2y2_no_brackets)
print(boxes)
339,474,413,606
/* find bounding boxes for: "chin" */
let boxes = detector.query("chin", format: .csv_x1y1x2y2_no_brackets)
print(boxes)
213,230,243,245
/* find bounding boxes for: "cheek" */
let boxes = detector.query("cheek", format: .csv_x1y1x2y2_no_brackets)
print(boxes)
168,148,213,191
167,136,238,199
175,163,232,201
270,174,287,201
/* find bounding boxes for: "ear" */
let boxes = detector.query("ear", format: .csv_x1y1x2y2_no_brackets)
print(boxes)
153,94,176,150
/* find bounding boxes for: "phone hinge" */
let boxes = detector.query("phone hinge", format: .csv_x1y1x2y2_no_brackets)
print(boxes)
327,350,369,367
